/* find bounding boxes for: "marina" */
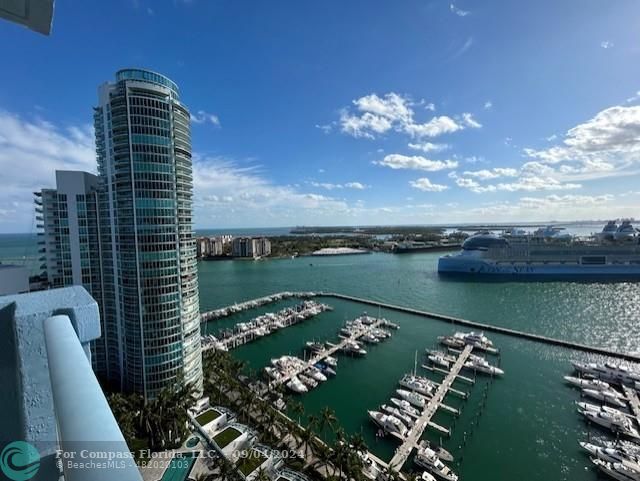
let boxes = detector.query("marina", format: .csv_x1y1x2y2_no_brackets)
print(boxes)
192,250,640,481
201,291,320,322
268,315,397,391
202,300,332,350
564,360,640,479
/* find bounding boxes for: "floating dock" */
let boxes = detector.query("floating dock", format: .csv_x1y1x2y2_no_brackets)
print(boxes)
389,345,474,471
269,319,386,389
203,301,330,351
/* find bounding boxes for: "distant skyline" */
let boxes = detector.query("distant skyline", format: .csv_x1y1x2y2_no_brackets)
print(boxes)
1,0,640,233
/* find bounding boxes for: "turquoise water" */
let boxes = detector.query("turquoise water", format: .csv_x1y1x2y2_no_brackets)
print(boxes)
198,253,640,481
2,233,639,480
160,452,198,481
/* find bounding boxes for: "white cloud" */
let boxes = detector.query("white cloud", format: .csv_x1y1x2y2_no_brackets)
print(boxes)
339,110,392,139
374,154,458,171
425,103,436,112
0,110,96,232
404,115,463,138
309,181,368,190
334,92,480,140
190,110,221,127
600,40,614,49
450,3,470,16
484,101,493,110
409,177,449,192
353,92,413,124
193,157,364,226
462,168,518,180
461,112,482,129
523,104,640,181
408,142,449,153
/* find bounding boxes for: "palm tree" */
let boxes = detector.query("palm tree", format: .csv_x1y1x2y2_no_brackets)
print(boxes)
289,400,305,424
318,407,338,442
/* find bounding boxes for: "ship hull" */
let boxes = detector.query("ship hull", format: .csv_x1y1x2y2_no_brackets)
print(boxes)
438,255,640,281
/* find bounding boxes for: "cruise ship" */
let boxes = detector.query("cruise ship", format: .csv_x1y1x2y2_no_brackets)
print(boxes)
437,221,640,280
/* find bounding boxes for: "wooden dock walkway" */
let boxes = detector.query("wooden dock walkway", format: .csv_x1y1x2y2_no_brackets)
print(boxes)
270,319,385,389
388,345,474,471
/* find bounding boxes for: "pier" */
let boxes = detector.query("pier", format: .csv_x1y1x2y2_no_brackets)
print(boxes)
202,301,331,351
269,319,386,389
388,345,474,471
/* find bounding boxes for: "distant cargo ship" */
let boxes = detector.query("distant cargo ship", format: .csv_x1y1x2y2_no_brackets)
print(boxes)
438,221,640,280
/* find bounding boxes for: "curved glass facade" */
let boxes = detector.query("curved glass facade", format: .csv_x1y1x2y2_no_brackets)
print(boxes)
94,69,202,399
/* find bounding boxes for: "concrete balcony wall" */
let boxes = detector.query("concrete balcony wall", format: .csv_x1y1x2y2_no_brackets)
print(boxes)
0,286,142,480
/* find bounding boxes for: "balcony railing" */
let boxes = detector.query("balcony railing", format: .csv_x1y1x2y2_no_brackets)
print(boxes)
45,315,143,481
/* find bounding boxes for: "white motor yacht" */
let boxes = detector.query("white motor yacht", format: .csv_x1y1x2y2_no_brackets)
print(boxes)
399,374,436,396
580,442,640,470
582,388,627,408
577,402,632,420
591,458,640,481
452,331,498,354
299,374,318,389
306,366,328,382
390,397,420,418
286,376,308,394
581,410,640,440
325,356,338,367
428,353,450,369
342,340,367,356
368,410,408,438
381,404,413,427
564,375,611,391
396,389,427,408
572,361,640,385
361,333,380,344
464,357,504,376
414,445,458,481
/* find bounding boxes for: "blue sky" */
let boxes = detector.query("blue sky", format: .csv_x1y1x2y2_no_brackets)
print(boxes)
1,0,640,232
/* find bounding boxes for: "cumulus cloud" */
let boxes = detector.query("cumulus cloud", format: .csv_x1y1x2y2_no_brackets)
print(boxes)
409,177,449,192
484,101,493,110
374,154,458,171
600,41,614,49
0,110,96,232
522,105,640,180
190,110,221,127
335,92,481,140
